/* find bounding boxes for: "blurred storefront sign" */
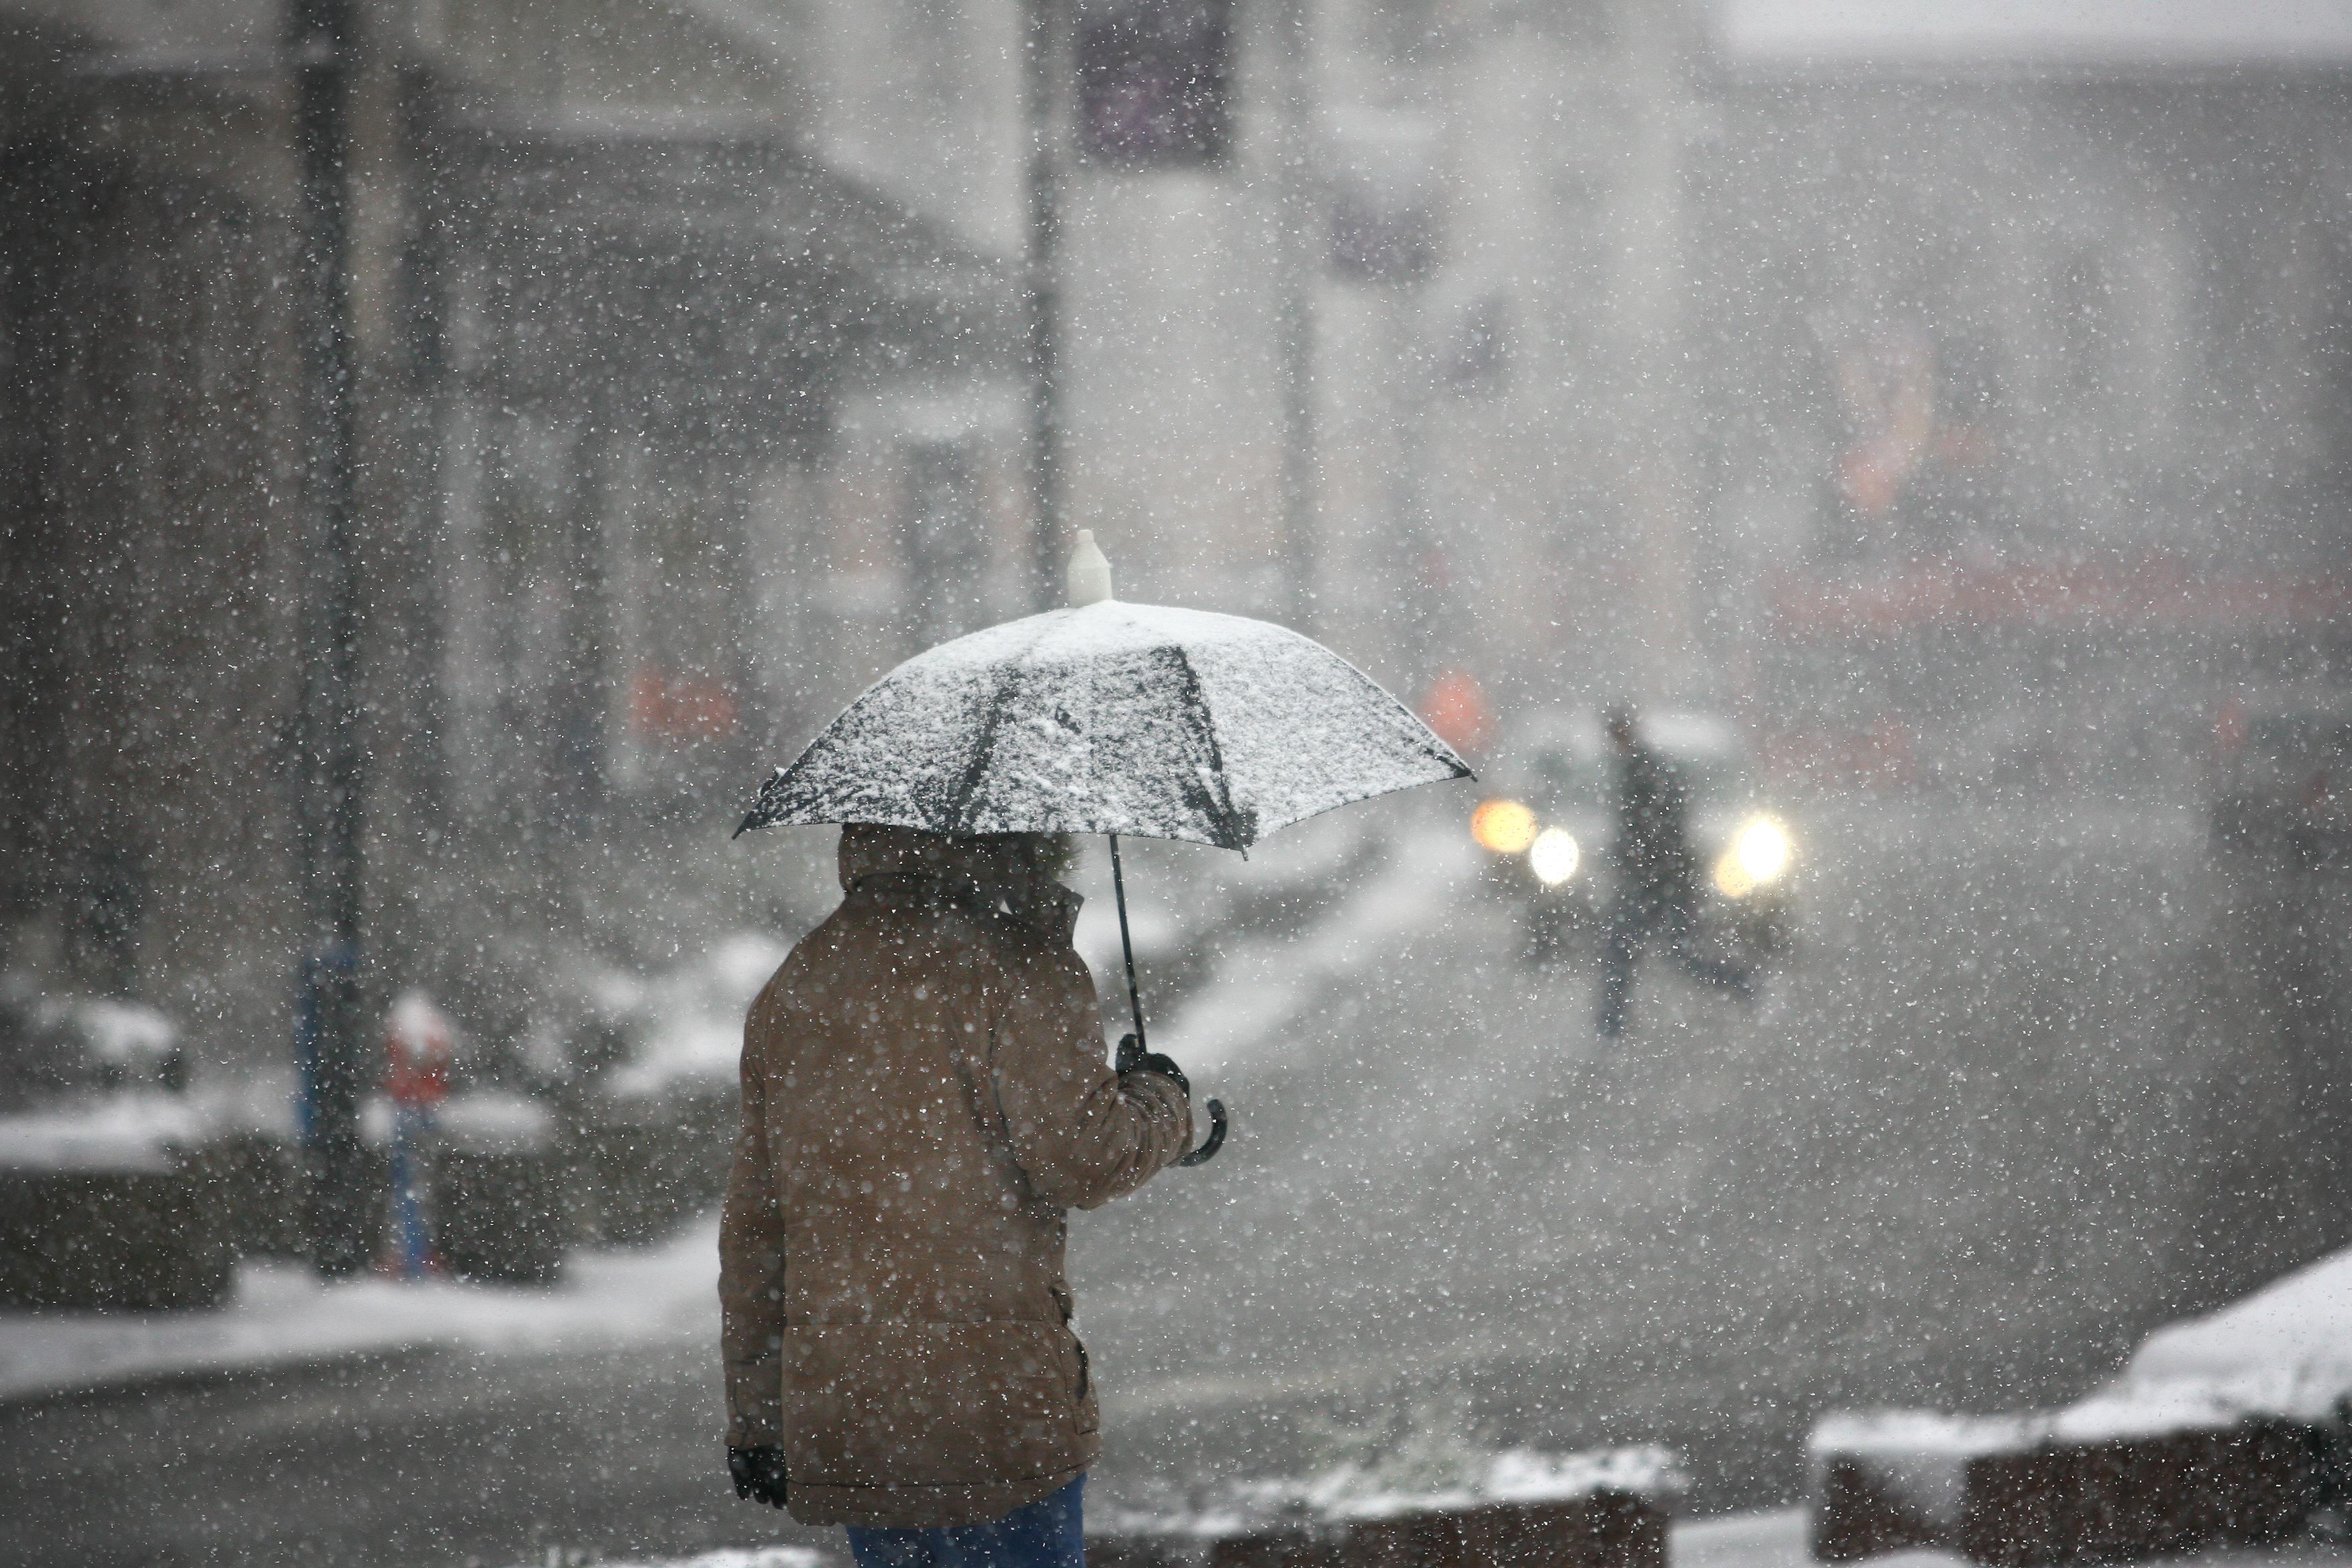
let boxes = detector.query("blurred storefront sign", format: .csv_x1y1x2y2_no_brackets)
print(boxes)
1814,320,2000,542
1420,667,1496,758
1769,559,2352,641
628,669,739,744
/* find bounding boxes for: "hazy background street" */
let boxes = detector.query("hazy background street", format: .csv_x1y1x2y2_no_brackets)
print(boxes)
5,792,2343,1567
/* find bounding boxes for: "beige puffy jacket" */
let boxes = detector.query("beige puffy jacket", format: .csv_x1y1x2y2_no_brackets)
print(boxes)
720,826,1192,1527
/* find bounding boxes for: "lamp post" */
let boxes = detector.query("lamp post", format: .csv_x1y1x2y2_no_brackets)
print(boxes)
1271,0,1318,633
1025,0,1067,611
287,0,372,1276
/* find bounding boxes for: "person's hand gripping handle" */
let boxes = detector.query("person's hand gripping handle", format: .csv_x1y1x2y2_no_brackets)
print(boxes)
1118,1033,1226,1166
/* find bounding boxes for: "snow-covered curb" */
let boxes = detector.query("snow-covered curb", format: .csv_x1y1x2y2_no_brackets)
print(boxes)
490,1550,826,1568
2119,1244,2352,1425
1810,1242,2352,1559
1816,1238,2352,1476
0,1218,720,1404
1095,1444,1684,1540
0,1093,219,1175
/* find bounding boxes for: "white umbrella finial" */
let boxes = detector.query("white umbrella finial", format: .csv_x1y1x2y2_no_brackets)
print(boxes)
1067,529,1114,606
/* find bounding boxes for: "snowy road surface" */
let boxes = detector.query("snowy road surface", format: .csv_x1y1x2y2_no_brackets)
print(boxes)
464,1508,2352,1568
1,795,2344,1567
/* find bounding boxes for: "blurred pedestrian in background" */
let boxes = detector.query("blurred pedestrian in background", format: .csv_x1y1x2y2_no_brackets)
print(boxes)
1597,705,1754,1038
720,824,1193,1568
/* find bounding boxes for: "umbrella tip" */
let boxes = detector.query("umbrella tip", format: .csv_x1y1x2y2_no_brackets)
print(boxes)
1067,529,1114,607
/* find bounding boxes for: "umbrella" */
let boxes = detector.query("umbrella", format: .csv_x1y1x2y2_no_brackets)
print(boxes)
736,534,1473,1163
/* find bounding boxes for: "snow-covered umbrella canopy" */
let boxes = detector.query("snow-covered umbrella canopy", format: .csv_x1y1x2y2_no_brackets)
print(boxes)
736,600,1471,850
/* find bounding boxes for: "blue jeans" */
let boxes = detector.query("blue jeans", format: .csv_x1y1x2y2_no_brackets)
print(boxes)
845,1475,1085,1568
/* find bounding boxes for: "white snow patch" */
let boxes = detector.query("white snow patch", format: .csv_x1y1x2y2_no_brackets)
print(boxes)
1813,1239,2352,1501
1718,0,2352,68
360,1089,555,1155
1287,1444,1686,1521
1099,1446,1683,1540
432,1090,559,1156
70,999,179,1065
1672,1508,1818,1568
0,1092,217,1175
1808,1411,2038,1456
0,1218,720,1404
2125,1246,2352,1413
495,1551,826,1568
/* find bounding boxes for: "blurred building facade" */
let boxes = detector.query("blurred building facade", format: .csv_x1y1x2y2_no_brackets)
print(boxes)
807,0,2352,765
5,0,2352,1074
0,0,1025,1071
1696,5,2352,795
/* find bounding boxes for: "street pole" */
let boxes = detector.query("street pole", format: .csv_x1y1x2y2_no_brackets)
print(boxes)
288,0,373,1276
1272,0,1319,634
1619,5,1696,702
1025,0,1067,611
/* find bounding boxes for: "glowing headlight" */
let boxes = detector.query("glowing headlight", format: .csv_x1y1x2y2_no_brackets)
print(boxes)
1714,815,1793,899
1736,816,1793,883
1528,828,1580,887
1471,798,1538,855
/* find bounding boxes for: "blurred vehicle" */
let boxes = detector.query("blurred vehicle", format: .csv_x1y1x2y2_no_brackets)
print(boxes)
2210,703,2352,872
1468,709,1799,969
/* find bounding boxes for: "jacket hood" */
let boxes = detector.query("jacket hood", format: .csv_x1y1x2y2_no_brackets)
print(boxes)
838,824,1012,897
837,824,1083,946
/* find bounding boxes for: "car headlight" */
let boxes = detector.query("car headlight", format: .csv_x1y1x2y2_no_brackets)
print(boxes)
1528,828,1579,887
1471,798,1538,855
1714,815,1793,899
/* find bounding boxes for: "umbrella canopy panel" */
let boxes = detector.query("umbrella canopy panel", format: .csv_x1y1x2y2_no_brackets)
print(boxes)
739,601,1470,850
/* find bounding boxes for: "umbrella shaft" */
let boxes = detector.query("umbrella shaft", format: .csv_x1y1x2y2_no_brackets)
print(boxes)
1108,833,1146,1051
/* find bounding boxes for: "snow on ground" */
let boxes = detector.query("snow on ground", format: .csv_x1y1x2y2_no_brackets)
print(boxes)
2124,1244,2352,1415
1095,1444,1687,1541
0,1218,720,1404
0,1091,219,1174
1674,1510,1816,1568
1818,1236,2352,1477
487,1551,824,1568
1677,1508,2352,1568
0,836,1419,1412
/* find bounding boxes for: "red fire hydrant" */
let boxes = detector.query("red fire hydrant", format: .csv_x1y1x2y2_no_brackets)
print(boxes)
382,990,454,1278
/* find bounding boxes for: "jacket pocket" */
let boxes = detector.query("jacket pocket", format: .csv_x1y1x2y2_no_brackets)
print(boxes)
1071,1330,1099,1435
786,1320,1093,1487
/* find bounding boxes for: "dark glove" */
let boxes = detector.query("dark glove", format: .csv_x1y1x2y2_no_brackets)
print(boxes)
1116,1033,1189,1097
729,1445,789,1509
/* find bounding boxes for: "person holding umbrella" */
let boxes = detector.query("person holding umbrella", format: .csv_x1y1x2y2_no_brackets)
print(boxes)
720,821,1193,1560
722,533,1469,1563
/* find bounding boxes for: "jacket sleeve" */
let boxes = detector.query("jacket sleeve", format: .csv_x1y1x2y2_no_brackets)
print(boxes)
719,991,787,1448
989,944,1193,1210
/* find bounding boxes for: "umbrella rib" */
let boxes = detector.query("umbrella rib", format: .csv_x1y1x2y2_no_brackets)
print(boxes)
941,614,1067,833
943,660,1019,833
1165,644,1249,850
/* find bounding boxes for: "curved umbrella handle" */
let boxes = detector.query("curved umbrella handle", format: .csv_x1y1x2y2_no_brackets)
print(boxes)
1176,1097,1227,1167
